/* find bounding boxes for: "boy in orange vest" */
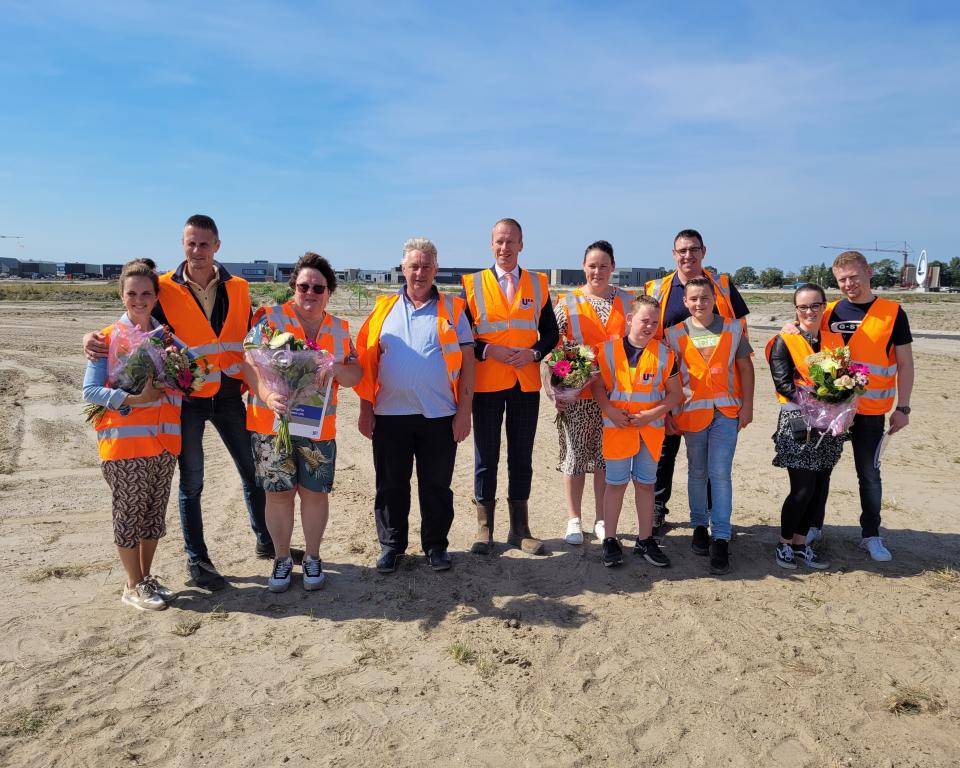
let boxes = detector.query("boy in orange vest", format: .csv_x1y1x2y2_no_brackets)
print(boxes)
591,295,683,568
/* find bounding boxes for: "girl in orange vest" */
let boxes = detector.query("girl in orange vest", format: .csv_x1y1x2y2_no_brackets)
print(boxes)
665,277,755,575
765,284,844,571
549,240,634,545
590,295,683,568
243,252,362,593
82,259,181,612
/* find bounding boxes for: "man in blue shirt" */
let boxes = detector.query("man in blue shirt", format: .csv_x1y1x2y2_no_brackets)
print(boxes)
355,238,475,573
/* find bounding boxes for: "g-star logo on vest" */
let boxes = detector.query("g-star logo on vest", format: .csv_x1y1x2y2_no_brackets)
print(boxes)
831,320,860,334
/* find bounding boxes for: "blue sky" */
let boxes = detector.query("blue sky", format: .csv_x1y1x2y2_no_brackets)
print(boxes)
1,1,957,273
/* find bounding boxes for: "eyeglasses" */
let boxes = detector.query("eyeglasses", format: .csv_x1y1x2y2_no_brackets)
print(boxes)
674,247,703,256
795,302,825,313
296,283,327,295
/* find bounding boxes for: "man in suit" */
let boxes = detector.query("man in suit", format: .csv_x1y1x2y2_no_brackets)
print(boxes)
461,218,559,555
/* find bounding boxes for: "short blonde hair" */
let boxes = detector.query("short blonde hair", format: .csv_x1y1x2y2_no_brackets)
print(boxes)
833,250,869,270
402,238,438,266
631,294,657,312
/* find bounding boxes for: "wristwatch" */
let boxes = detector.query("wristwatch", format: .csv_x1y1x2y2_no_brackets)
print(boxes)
895,406,911,415
532,350,542,362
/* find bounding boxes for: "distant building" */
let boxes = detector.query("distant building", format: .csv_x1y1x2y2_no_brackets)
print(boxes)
18,260,57,278
102,264,124,280
64,262,103,279
218,260,277,283
0,257,19,276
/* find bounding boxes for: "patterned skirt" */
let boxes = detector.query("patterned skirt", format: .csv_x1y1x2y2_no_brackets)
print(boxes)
101,451,178,548
771,408,847,472
556,399,605,475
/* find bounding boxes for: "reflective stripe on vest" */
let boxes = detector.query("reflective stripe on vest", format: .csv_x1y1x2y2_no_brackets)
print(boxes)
644,270,736,340
597,338,672,461
824,298,899,415
464,268,547,393
157,272,251,397
666,317,744,432
245,303,352,440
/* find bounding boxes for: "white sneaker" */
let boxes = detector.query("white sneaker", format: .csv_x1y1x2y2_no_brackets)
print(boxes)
564,518,584,545
121,580,167,611
806,527,822,546
860,536,892,562
268,557,294,592
593,519,605,541
302,556,326,591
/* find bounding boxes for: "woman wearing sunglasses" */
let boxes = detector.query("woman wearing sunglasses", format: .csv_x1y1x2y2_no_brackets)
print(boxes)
764,283,844,571
244,252,361,592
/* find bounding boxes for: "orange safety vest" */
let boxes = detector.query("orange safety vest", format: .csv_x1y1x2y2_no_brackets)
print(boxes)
823,298,900,415
157,271,250,398
245,303,353,440
556,287,635,401
597,338,674,462
666,317,746,433
462,268,548,393
644,269,735,340
763,329,844,404
94,322,182,461
355,291,465,404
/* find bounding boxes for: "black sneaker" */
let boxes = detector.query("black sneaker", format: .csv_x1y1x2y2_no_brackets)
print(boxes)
775,543,797,570
709,539,730,575
186,559,226,591
376,549,402,574
634,536,670,567
427,549,452,571
601,537,623,567
254,540,275,560
691,525,710,556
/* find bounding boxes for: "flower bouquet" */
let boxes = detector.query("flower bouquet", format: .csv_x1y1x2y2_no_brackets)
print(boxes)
546,341,599,404
243,321,335,456
83,324,208,425
794,346,869,442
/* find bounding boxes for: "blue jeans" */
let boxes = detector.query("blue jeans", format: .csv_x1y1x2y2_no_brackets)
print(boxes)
683,412,739,541
178,394,269,562
849,413,885,538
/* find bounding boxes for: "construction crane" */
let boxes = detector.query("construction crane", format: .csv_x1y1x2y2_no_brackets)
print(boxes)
820,241,913,287
0,235,24,247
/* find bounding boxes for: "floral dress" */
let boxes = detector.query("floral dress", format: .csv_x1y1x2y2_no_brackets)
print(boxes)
552,293,614,475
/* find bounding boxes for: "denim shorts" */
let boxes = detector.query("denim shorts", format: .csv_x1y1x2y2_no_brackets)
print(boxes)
251,433,336,493
605,441,658,486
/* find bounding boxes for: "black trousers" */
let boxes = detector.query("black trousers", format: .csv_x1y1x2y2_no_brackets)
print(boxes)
472,383,540,502
781,467,833,539
849,414,885,538
654,431,711,513
373,414,457,555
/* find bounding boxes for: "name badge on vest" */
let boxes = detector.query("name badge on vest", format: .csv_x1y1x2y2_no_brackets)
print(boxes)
709,366,724,375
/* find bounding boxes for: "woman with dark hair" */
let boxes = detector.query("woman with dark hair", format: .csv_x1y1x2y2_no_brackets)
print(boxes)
82,259,180,611
549,240,635,544
764,283,844,570
244,252,362,592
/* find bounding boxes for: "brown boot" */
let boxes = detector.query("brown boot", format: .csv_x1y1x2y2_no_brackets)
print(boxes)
471,499,495,554
506,499,545,555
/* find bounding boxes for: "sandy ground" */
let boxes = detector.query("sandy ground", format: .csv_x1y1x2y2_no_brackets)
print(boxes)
1,294,959,768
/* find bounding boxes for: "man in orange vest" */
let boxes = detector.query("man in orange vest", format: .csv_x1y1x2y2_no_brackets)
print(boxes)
644,229,750,533
462,218,559,555
355,238,475,573
84,215,272,591
826,251,913,561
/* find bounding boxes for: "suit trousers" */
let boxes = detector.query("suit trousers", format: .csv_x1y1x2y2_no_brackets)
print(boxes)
472,383,540,503
373,414,457,555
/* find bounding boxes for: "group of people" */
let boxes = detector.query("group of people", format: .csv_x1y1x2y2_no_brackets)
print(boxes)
82,216,913,611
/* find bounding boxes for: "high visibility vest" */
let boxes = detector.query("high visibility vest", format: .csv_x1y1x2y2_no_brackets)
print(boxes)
355,291,465,404
157,272,250,398
763,329,844,404
597,338,674,462
666,317,745,433
94,323,182,461
644,270,735,340
556,287,634,401
245,303,353,440
462,268,548,393
823,298,900,415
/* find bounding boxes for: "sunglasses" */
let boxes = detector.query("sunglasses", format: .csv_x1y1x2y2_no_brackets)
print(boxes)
296,283,328,295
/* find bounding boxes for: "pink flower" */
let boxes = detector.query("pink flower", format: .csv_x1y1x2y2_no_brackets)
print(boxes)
177,369,192,388
553,359,572,377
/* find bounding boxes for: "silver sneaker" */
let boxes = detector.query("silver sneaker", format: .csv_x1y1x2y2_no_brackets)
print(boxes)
121,580,167,611
143,575,175,602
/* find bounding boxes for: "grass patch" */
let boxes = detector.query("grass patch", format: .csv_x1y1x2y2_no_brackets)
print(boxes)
927,567,960,589
886,686,945,715
171,618,202,637
448,639,478,665
0,705,62,737
475,654,497,680
347,620,382,643
208,604,230,621
249,283,293,306
26,564,91,582
0,282,118,302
